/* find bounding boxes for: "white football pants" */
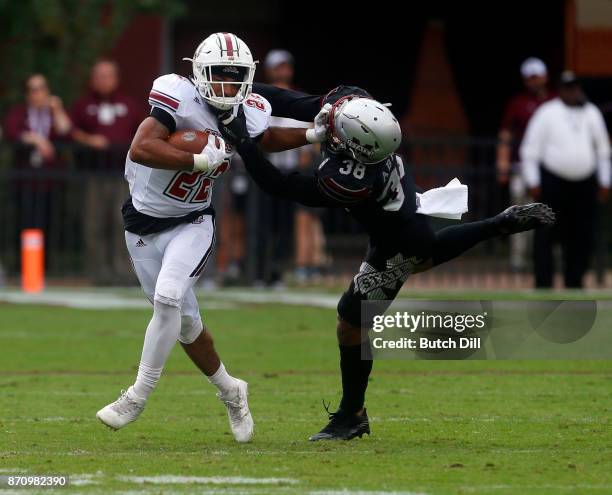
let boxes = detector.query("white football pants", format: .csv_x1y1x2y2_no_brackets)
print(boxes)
125,215,215,344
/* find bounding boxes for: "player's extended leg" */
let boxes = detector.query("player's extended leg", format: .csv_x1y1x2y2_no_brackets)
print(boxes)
309,203,555,441
179,290,254,442
427,203,555,268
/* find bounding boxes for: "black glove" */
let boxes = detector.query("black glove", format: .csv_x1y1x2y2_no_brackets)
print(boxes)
216,106,251,146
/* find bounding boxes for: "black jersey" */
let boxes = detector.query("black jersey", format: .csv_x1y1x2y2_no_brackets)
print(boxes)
315,152,417,242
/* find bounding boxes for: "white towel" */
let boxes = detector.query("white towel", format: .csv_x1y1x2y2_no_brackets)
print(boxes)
416,178,468,220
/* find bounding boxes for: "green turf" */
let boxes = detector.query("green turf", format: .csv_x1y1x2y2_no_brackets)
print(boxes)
1,298,611,495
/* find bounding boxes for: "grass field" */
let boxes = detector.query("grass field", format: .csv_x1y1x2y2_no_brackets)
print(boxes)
1,289,611,495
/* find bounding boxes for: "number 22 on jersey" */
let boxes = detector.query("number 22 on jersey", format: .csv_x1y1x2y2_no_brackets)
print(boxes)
163,161,229,204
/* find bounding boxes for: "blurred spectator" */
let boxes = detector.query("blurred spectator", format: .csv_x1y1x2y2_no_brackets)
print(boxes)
3,74,71,259
520,71,611,288
497,57,554,271
256,49,326,286
71,59,141,150
71,59,142,284
264,49,295,87
4,74,71,161
216,156,249,284
294,145,327,283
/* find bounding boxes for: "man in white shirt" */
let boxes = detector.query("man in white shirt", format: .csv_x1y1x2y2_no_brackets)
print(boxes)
520,71,611,287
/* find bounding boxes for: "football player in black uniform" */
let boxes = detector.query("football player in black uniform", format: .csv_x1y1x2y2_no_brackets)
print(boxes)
214,84,555,441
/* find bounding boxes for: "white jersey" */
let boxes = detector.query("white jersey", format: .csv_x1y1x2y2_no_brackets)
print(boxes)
125,73,271,217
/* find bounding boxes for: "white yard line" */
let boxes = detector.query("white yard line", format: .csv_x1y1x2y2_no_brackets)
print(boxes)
117,475,299,485
109,491,275,495
310,491,428,495
0,288,337,310
0,472,297,494
0,290,150,309
4,287,612,310
458,484,612,492
203,289,339,308
70,473,102,486
4,472,608,495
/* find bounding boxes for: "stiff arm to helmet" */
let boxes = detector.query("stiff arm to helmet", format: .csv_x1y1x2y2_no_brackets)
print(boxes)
252,83,402,164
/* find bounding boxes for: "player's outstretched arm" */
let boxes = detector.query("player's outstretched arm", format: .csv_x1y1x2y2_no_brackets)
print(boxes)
252,83,322,121
217,104,328,153
260,118,328,152
259,127,310,152
236,139,335,208
129,117,195,170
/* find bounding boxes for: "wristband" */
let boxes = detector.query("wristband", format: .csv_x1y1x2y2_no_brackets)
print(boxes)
305,128,318,144
193,153,210,172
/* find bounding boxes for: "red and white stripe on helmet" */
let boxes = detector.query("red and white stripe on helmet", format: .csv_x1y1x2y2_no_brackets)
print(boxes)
185,32,256,111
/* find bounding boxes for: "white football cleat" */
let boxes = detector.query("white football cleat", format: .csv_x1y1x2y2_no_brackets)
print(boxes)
96,386,146,430
218,379,254,443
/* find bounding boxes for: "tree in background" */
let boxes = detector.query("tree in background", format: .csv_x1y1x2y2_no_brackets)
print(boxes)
0,0,185,116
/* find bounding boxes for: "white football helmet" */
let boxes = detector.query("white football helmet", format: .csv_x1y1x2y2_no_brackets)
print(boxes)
184,33,256,111
328,96,402,164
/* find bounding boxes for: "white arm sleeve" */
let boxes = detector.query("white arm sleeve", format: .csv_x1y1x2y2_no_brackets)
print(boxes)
519,107,547,188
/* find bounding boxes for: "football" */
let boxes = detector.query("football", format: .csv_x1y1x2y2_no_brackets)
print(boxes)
167,129,215,154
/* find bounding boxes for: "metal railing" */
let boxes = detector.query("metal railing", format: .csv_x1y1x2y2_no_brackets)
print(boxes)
0,139,609,287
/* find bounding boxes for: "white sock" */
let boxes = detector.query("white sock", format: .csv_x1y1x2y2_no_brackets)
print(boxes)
207,362,238,396
133,300,181,400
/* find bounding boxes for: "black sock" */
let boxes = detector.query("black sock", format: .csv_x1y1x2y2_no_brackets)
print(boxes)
431,218,499,266
338,342,373,415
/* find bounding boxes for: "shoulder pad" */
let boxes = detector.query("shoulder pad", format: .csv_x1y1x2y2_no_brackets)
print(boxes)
149,74,192,113
243,93,272,137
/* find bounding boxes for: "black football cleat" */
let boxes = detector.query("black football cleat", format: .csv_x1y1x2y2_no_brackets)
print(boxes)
495,203,555,235
309,406,370,441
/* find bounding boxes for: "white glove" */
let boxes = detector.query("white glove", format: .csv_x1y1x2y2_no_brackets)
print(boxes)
306,103,332,144
193,135,231,173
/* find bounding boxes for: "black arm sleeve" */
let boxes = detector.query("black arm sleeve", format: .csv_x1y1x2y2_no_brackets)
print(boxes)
150,106,176,134
236,140,338,208
252,83,322,122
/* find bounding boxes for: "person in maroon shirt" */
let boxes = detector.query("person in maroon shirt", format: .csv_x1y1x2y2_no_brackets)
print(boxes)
71,59,141,151
4,73,71,168
3,74,71,267
71,59,143,284
496,57,554,271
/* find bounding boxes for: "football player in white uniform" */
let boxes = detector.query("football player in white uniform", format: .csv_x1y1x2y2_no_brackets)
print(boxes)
96,33,326,442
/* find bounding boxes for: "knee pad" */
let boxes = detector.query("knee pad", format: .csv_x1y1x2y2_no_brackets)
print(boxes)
154,276,183,308
178,315,203,344
340,255,409,328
